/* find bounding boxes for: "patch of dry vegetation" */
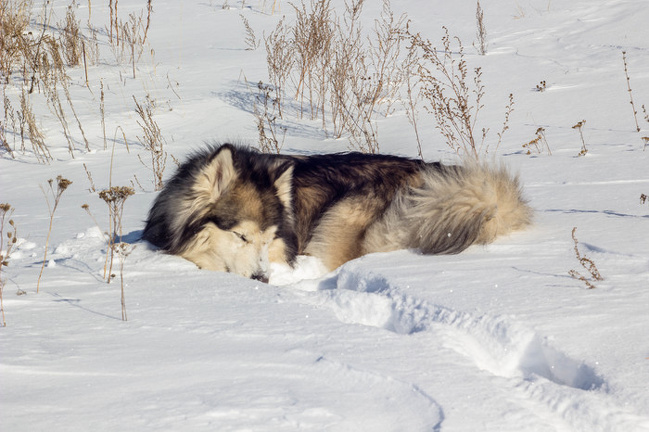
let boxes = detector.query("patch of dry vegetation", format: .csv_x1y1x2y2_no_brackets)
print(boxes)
258,0,512,158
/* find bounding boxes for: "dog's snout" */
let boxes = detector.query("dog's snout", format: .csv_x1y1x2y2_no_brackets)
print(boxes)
251,272,269,284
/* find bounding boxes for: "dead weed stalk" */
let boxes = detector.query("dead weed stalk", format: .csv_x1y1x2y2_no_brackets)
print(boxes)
474,0,487,55
568,227,603,290
522,126,551,155
134,95,167,191
622,51,640,133
36,176,72,293
262,0,406,153
572,120,588,156
402,26,511,159
98,186,134,283
1,203,17,326
253,81,286,154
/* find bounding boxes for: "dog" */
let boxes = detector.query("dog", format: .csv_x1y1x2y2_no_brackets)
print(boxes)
142,144,532,282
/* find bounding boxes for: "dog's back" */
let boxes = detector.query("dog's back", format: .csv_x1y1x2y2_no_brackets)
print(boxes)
291,155,532,269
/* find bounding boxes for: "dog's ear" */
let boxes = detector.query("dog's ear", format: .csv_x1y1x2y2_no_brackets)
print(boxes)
193,146,236,203
273,162,294,208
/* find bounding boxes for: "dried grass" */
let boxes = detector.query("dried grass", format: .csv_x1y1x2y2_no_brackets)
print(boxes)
134,95,167,191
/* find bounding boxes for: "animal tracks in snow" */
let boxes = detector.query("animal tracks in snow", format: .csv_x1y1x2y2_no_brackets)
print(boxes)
287,264,649,431
314,266,606,392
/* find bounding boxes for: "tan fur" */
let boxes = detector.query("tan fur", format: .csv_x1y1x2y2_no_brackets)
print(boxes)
363,162,532,257
274,165,294,209
268,237,290,266
190,147,236,214
305,198,380,270
181,220,277,280
170,148,237,246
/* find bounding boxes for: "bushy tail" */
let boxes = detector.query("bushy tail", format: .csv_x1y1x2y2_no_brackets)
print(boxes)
363,163,532,255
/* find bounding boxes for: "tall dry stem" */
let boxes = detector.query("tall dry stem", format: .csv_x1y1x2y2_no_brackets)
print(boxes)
1,203,17,326
403,26,486,159
134,95,167,191
19,88,51,163
37,176,72,293
573,120,587,156
622,51,640,133
475,0,487,55
253,81,285,154
116,242,134,321
568,227,603,289
98,186,134,283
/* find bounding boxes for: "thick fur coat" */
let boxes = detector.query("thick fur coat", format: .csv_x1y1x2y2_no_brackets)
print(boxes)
142,144,532,281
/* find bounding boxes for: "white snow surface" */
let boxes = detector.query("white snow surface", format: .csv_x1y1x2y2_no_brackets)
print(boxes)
2,1,649,431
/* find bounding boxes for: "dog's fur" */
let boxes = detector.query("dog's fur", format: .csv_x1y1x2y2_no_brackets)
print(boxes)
143,144,532,281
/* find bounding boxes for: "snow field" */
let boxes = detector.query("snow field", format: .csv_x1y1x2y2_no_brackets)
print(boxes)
2,0,649,431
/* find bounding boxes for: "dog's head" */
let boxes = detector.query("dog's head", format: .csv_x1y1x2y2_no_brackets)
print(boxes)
176,145,294,282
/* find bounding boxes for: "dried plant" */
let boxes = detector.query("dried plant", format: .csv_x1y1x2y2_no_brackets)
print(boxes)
258,0,411,153
143,0,153,45
494,93,514,153
328,0,364,137
474,0,487,56
83,163,97,193
291,0,335,118
100,80,107,150
240,14,258,50
0,119,9,158
1,87,16,157
330,5,380,154
106,1,151,73
264,16,293,119
535,80,547,92
259,0,511,156
116,242,134,321
60,1,84,67
572,120,587,156
0,0,35,85
108,0,119,45
134,95,167,191
522,126,551,155
641,193,647,206
568,227,603,289
98,186,134,283
253,81,286,154
622,51,640,133
19,88,51,163
3,0,94,158
400,45,424,159
403,26,491,159
367,0,407,116
59,63,89,152
121,12,147,78
1,203,17,326
37,176,72,293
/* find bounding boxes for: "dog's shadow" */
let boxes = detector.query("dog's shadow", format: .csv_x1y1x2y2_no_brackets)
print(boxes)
121,230,145,245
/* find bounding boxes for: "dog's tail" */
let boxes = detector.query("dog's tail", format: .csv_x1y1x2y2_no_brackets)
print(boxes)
364,162,532,255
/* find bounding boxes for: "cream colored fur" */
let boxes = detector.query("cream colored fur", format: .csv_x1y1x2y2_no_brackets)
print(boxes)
362,163,532,257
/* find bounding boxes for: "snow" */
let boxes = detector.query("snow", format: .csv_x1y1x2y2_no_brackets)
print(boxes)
2,0,649,431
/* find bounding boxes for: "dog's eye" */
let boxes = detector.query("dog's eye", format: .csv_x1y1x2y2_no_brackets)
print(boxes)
232,231,249,243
